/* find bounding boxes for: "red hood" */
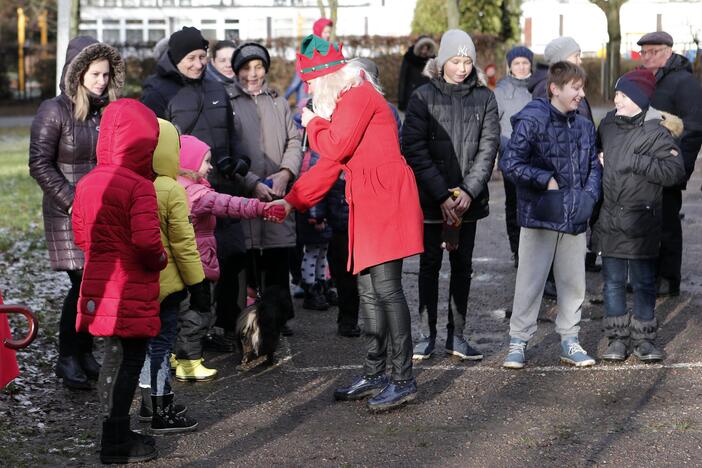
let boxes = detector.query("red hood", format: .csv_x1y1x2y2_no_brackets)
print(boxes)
96,99,159,180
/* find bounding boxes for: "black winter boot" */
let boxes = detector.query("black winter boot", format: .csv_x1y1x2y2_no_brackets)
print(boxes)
55,355,91,390
324,280,339,306
303,282,329,311
138,387,188,422
151,394,198,434
100,416,157,464
602,314,630,361
631,317,663,362
77,352,101,380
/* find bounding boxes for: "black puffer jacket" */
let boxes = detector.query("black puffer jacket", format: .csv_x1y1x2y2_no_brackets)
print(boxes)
402,60,500,222
29,37,124,271
649,54,702,182
141,52,186,120
593,108,686,259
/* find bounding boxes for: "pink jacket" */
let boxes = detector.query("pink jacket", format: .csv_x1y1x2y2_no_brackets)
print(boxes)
178,176,263,280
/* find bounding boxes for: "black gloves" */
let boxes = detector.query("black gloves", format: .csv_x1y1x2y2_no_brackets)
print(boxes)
188,280,211,313
218,156,250,179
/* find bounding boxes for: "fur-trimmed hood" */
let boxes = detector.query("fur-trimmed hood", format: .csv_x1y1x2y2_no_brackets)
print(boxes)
422,57,489,87
647,107,684,138
63,40,125,99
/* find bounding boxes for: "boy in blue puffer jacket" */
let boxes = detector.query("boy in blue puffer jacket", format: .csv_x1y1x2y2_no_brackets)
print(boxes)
499,61,602,369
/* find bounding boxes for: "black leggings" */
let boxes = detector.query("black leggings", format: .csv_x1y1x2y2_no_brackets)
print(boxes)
59,270,93,357
358,260,413,381
98,337,147,419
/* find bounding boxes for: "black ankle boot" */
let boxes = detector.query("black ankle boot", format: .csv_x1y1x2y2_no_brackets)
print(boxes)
303,283,329,311
602,314,630,361
55,355,91,390
139,387,188,422
77,352,101,380
100,416,157,464
151,394,198,434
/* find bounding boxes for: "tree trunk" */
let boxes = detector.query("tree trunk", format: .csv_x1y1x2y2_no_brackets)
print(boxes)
317,0,327,18
593,0,625,101
70,0,80,38
447,0,460,29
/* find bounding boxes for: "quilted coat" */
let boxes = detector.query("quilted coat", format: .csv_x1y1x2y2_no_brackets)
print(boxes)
72,99,167,338
593,108,685,259
401,59,500,222
153,119,205,302
29,37,124,271
177,135,264,280
285,81,424,274
499,98,601,234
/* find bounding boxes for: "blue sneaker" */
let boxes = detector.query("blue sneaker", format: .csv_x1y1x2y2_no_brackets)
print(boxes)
333,373,389,401
560,337,596,367
503,338,527,369
412,335,435,360
446,335,483,361
367,378,417,412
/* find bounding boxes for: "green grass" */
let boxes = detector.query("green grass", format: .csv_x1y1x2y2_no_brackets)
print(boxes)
0,128,44,252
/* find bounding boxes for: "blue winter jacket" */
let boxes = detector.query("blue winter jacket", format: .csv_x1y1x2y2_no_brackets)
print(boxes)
499,98,601,234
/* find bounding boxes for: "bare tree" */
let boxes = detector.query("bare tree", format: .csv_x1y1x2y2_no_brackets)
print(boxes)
592,0,627,100
447,0,459,29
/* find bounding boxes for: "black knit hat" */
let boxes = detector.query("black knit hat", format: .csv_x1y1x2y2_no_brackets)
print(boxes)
168,27,208,65
232,43,270,73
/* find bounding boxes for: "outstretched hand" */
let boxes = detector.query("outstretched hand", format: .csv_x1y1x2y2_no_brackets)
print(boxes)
264,199,293,223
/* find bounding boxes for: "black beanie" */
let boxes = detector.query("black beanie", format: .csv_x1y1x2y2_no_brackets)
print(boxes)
168,27,208,65
232,43,270,73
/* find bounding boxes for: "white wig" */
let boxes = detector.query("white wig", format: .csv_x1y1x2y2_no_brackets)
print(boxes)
310,58,383,120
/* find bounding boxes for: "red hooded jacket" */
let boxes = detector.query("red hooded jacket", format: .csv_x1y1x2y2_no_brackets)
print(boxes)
72,99,167,338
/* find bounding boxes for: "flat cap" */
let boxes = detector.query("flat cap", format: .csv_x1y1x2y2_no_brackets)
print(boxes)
637,31,674,47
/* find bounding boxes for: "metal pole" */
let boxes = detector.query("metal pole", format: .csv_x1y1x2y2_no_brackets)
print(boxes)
56,0,72,96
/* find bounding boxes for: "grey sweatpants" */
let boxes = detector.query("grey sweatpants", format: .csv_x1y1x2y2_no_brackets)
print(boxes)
509,228,586,342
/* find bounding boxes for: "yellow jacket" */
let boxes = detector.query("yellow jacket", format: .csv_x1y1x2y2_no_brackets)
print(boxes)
153,119,205,302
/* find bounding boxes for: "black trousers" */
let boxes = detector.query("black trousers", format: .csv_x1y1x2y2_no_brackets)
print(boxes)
328,231,359,330
59,270,93,357
98,337,147,419
247,248,294,321
358,260,413,381
418,222,477,339
215,253,247,332
503,177,520,256
658,187,683,286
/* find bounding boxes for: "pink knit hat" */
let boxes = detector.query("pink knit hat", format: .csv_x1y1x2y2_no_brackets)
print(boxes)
179,135,210,172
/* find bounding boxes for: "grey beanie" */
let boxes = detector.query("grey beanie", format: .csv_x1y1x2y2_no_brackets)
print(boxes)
437,29,476,69
544,36,581,64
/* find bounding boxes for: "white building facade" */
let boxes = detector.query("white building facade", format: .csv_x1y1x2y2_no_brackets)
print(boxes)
521,0,702,59
78,0,417,44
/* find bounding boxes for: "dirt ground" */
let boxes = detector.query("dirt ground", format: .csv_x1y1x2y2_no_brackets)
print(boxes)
2,164,702,467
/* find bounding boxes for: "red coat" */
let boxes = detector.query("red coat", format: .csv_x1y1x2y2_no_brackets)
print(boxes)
286,81,424,274
72,99,167,338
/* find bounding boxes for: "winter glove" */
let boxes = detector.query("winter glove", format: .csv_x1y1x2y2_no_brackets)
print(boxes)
262,203,287,223
188,281,211,313
218,156,250,179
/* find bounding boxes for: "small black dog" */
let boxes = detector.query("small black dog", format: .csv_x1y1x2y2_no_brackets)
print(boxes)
235,285,291,367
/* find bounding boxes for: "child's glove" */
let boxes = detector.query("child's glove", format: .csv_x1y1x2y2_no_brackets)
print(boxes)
263,203,287,223
188,281,211,313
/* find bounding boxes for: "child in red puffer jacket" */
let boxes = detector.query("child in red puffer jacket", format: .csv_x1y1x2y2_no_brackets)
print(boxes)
72,98,166,464
173,135,284,381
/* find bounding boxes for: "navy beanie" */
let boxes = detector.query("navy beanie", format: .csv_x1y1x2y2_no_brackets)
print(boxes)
615,69,656,110
506,46,534,66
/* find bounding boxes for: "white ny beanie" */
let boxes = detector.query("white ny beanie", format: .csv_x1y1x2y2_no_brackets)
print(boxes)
437,29,477,70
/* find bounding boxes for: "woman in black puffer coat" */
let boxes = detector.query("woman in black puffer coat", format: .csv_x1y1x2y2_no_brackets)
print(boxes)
29,36,124,390
402,29,500,361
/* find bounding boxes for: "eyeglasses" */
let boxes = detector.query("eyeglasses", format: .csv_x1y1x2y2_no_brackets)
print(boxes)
640,47,669,58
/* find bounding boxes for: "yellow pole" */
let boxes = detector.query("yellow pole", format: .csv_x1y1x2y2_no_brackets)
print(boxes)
17,7,26,98
39,10,49,59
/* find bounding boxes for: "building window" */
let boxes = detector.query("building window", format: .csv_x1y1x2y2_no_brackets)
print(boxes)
225,19,239,41
148,29,166,42
201,19,217,40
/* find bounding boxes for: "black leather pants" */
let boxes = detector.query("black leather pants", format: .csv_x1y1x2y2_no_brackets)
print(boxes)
358,259,413,381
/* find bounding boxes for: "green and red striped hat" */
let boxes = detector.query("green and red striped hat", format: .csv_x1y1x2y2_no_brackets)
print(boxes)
296,34,348,81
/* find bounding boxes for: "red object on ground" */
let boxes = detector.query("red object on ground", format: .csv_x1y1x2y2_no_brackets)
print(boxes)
0,291,20,389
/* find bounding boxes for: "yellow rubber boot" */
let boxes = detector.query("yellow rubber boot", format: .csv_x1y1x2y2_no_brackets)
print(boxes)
169,353,177,372
175,358,218,382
